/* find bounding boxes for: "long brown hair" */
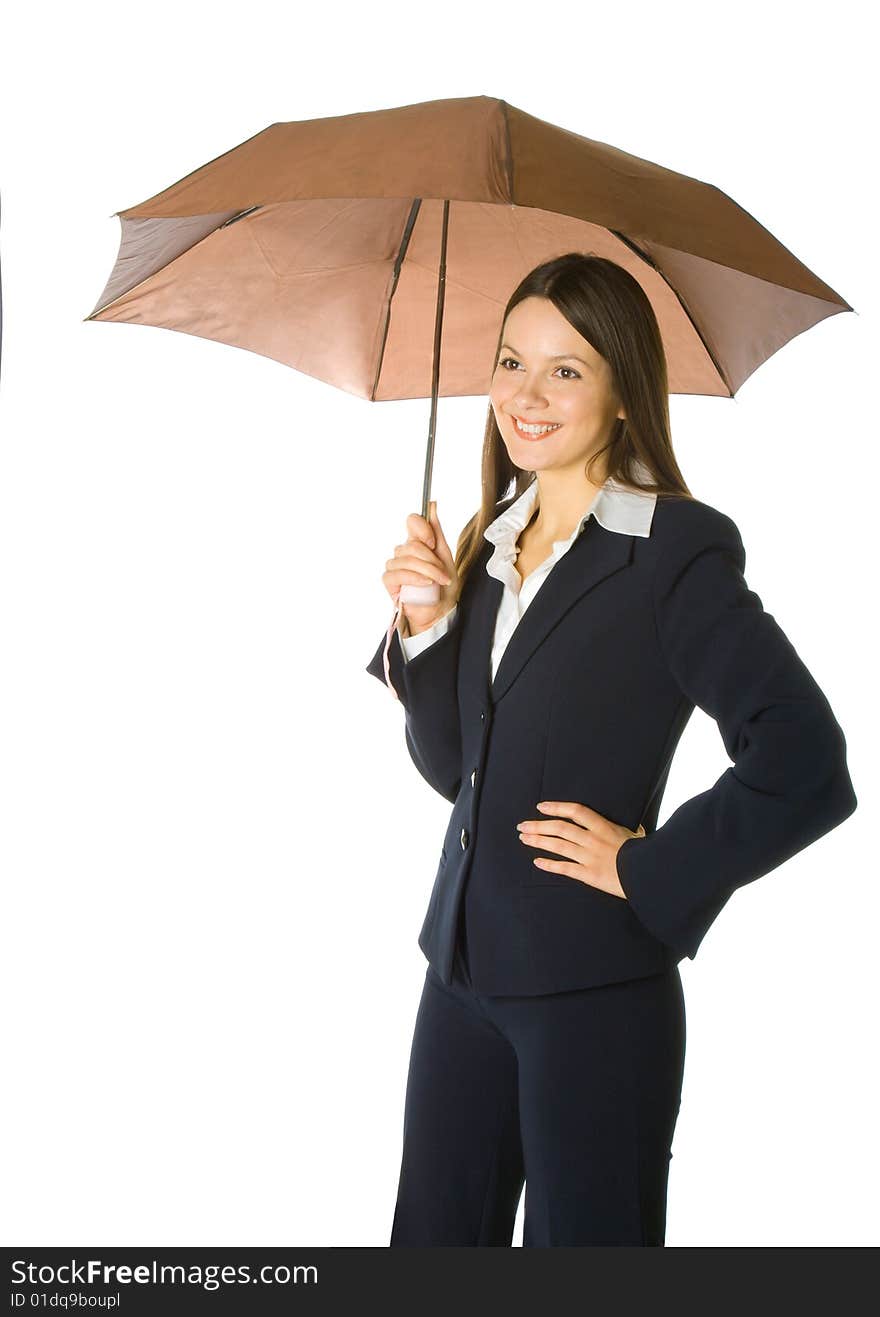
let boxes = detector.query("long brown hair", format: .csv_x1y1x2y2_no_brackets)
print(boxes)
453,253,693,591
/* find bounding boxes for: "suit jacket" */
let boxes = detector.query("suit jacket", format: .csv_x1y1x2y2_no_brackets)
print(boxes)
366,494,858,995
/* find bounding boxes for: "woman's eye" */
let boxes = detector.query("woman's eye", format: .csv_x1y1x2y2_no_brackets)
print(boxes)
497,357,579,380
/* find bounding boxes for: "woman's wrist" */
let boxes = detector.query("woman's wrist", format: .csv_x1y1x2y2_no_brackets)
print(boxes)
406,604,457,637
407,618,436,637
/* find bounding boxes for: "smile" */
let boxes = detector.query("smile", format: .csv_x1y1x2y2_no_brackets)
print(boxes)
512,416,563,439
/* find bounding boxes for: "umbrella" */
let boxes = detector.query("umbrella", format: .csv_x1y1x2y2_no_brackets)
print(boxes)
85,93,852,622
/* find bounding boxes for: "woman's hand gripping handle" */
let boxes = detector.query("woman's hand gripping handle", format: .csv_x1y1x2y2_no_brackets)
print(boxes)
379,501,460,699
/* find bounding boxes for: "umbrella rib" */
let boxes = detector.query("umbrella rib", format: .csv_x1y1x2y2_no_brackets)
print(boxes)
219,205,263,228
370,198,422,401
611,229,733,397
499,100,514,200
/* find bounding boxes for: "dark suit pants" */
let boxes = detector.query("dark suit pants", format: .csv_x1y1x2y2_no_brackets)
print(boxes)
390,922,686,1246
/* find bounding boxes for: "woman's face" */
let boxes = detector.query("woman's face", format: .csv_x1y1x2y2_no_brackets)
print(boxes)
489,296,625,479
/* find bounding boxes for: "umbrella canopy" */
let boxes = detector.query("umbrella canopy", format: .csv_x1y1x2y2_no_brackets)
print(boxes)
86,94,851,401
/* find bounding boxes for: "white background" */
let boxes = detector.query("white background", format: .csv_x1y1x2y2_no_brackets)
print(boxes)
1,0,876,1248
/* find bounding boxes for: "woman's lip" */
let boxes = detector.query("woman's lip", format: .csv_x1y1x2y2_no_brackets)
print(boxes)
511,416,563,440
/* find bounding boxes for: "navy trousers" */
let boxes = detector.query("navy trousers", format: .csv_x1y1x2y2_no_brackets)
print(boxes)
390,913,686,1246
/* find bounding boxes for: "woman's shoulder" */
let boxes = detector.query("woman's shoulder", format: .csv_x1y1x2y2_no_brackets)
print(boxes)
649,492,743,553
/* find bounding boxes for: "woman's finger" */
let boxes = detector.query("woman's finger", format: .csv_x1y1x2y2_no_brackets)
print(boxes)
517,818,590,845
405,511,436,550
386,553,451,583
393,541,447,572
536,800,619,840
383,568,449,591
518,832,588,864
428,501,455,570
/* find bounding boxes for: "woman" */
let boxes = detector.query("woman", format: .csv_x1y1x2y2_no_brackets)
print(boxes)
365,253,857,1247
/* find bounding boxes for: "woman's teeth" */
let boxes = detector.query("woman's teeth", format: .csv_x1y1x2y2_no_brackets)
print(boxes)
514,417,562,438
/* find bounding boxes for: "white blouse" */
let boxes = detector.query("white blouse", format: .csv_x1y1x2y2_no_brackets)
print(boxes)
399,461,658,682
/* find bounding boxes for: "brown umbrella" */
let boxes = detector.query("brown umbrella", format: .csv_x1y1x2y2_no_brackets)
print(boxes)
85,93,852,606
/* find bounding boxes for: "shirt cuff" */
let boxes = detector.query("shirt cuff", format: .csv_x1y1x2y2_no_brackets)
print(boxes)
399,604,459,661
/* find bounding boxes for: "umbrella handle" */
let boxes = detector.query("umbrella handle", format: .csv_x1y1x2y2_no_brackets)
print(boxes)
398,582,441,605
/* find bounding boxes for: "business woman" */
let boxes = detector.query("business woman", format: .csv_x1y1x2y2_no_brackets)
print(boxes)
365,253,857,1247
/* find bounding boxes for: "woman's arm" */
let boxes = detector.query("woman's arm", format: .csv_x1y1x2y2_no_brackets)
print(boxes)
616,508,858,960
365,606,464,804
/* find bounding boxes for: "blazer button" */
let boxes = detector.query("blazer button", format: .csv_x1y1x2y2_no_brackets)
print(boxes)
460,827,469,850
480,711,485,722
470,768,476,787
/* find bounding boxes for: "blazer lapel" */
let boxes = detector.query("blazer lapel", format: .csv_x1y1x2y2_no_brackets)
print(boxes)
488,519,635,704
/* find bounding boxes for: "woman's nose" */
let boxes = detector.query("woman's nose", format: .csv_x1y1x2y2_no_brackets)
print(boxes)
514,380,548,408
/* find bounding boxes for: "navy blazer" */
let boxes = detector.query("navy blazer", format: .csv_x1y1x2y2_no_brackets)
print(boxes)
366,494,858,995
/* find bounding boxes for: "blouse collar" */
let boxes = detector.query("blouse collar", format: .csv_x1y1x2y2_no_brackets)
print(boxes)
483,457,657,572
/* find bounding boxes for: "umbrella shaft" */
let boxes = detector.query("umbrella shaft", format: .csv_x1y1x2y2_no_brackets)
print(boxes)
422,199,449,520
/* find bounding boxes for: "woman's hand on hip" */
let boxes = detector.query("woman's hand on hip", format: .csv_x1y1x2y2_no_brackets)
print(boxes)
516,801,646,898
